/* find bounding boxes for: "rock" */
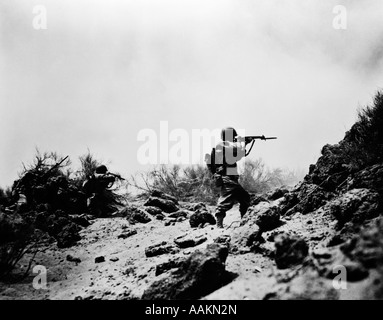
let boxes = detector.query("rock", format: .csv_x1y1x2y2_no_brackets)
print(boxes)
156,214,165,220
151,189,179,204
56,223,81,248
144,206,163,216
70,214,90,227
110,257,119,262
274,233,309,269
341,218,383,268
155,257,184,276
124,267,135,275
145,241,178,257
231,220,262,250
347,164,383,196
168,209,191,219
297,184,336,215
183,202,207,212
66,255,81,263
340,260,369,282
189,211,216,228
214,235,231,246
117,229,137,239
267,188,289,201
325,188,380,227
246,203,281,231
118,205,152,223
174,233,207,248
249,194,268,206
144,197,178,213
268,269,340,300
95,256,105,263
129,207,152,224
142,243,233,299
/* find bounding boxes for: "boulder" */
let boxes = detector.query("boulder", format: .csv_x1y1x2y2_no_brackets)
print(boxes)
214,235,231,246
155,257,184,276
249,194,268,207
70,214,90,227
345,164,383,196
66,255,81,263
189,211,216,228
245,203,281,231
56,223,81,248
95,256,105,263
117,229,137,239
267,188,289,201
144,197,178,213
168,209,191,219
325,188,380,227
231,224,262,250
142,243,232,299
120,205,152,224
174,233,207,248
144,206,163,216
341,218,383,268
145,241,179,257
183,202,207,212
151,189,179,204
274,233,309,269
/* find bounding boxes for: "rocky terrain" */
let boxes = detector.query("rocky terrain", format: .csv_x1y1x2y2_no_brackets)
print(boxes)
1,93,383,300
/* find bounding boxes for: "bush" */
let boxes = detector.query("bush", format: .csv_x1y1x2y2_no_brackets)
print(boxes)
239,158,302,194
0,211,38,280
341,90,383,170
129,164,218,204
0,187,12,208
129,161,301,204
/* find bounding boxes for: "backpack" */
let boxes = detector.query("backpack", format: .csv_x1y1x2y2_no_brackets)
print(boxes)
205,148,224,187
205,147,217,175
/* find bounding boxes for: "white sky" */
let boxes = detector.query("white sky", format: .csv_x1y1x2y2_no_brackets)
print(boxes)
1,0,383,187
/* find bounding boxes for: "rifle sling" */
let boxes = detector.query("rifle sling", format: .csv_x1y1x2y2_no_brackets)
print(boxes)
245,139,255,157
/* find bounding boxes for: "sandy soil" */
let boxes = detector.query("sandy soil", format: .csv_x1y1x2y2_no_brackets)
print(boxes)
0,199,347,300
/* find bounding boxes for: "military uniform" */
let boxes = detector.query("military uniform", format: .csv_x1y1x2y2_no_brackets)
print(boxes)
84,165,116,218
214,136,250,228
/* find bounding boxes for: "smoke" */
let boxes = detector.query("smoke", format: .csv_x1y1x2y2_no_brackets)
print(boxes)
1,0,383,187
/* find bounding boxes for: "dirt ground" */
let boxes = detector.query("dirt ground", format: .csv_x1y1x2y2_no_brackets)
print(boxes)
0,197,348,300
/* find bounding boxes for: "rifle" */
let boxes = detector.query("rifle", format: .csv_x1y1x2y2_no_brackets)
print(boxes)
40,155,69,180
243,135,277,144
235,135,277,156
108,172,126,181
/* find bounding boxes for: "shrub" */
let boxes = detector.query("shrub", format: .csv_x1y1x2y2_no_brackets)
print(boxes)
341,90,383,170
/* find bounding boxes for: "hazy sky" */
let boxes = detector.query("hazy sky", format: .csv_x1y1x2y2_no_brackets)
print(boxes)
1,0,383,188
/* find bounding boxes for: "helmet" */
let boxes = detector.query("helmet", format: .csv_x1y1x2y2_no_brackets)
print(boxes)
221,127,237,142
95,165,108,174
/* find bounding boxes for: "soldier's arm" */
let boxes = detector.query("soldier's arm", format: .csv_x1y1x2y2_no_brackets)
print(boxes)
222,141,246,162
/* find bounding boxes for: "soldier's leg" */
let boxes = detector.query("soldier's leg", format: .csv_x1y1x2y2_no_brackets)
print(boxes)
88,194,102,218
215,185,236,228
236,185,250,218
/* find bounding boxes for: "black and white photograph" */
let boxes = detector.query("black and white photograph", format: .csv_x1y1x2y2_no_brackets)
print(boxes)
1,0,383,305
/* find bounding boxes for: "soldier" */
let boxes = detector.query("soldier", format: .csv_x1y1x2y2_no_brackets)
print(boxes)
213,127,251,228
83,165,116,218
